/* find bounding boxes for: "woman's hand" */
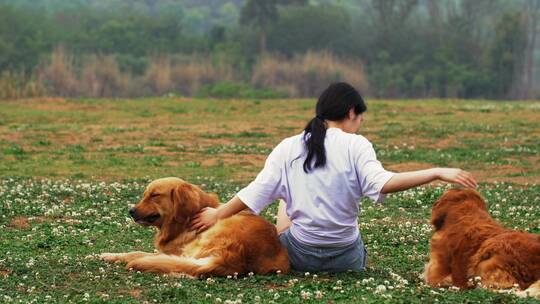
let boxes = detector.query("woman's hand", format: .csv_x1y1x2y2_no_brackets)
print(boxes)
190,207,219,233
436,168,477,188
189,196,249,233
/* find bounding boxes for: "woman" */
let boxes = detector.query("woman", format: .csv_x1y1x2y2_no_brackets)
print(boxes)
191,82,477,272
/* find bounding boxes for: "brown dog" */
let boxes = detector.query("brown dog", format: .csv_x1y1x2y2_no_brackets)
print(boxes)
423,188,540,297
99,177,289,277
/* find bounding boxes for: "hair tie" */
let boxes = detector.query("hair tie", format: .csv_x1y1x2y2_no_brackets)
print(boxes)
315,115,324,120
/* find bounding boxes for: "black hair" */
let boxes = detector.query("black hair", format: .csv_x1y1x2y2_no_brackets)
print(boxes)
302,82,367,173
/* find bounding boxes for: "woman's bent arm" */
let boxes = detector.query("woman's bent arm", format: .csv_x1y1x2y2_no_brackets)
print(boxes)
380,168,477,194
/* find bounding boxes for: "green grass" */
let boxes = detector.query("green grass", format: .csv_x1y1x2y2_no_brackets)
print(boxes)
0,98,539,303
1,179,538,303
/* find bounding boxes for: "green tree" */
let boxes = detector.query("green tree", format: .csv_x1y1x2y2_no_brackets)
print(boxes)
239,0,279,54
269,5,351,56
0,5,51,72
490,12,527,98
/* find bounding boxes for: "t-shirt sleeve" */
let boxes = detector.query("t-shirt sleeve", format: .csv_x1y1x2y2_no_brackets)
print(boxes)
236,141,285,214
356,141,395,204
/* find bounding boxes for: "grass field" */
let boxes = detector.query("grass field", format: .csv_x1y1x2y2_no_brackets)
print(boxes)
1,98,539,303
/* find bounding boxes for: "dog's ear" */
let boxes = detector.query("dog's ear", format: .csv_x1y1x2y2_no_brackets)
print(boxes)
430,189,472,231
430,198,448,231
431,211,446,231
171,183,201,223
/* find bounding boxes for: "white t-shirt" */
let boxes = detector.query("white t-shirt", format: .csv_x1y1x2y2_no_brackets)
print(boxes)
237,127,395,247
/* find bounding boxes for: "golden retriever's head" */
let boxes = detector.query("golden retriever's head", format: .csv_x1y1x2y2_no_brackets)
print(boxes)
129,177,218,228
431,188,486,231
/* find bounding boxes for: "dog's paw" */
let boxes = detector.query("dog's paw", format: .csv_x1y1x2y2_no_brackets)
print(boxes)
99,253,123,263
126,259,146,271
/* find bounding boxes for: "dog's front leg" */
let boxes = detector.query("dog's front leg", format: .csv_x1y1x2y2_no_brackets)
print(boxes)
125,254,210,277
423,255,452,287
99,251,157,264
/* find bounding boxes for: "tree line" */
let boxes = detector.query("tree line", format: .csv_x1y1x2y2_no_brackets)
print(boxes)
0,0,538,99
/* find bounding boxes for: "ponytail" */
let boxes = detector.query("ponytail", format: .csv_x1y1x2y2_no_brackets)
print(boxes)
302,82,367,173
303,115,327,173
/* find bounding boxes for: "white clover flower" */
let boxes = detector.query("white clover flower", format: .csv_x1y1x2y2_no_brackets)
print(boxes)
300,290,312,300
26,258,35,267
375,285,386,293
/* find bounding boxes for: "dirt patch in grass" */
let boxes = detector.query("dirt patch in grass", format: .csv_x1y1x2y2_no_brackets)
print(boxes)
8,216,31,229
142,146,175,155
0,130,23,143
387,162,433,172
482,176,540,184
472,164,540,184
0,269,11,277
430,136,459,149
229,153,267,165
197,153,266,167
124,289,142,299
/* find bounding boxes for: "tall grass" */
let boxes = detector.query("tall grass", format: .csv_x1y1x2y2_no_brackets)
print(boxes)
37,46,79,97
0,71,44,99
81,55,130,98
170,55,236,96
251,51,368,97
144,56,172,96
0,48,367,99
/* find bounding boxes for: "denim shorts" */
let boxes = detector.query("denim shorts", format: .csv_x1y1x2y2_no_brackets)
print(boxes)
278,229,367,273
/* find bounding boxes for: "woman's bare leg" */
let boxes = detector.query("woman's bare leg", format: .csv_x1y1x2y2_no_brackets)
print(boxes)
276,199,292,234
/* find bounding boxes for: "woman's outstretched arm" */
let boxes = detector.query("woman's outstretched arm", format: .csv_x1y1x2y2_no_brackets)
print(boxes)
380,168,477,194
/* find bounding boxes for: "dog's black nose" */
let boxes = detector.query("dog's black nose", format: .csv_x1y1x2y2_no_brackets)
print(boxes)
129,207,137,218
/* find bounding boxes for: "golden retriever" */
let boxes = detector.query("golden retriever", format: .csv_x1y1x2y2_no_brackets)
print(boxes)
423,188,540,297
99,177,289,277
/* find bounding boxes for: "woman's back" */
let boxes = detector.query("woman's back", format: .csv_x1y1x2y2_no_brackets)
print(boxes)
238,127,394,247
